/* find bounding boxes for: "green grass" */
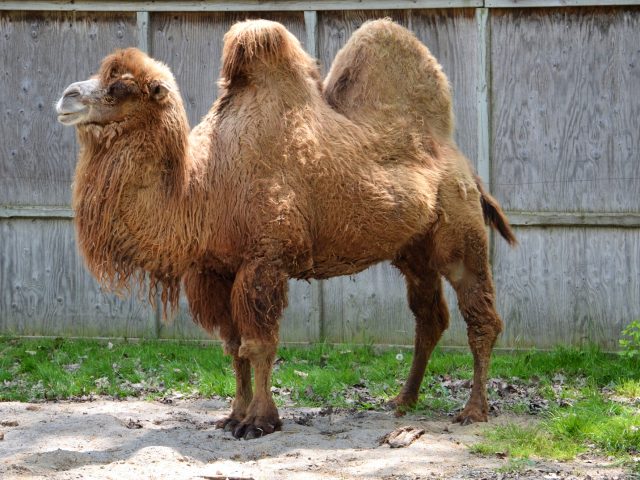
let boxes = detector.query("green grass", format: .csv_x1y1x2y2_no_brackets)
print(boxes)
0,337,234,401
471,396,640,470
1,337,639,472
469,347,640,473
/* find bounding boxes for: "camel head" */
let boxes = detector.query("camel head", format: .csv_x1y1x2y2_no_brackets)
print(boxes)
56,47,178,128
55,48,191,310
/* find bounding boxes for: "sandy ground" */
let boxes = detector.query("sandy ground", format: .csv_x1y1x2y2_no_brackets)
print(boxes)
0,399,630,479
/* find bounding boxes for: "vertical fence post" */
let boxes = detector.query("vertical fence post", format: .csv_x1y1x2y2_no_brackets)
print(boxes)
476,7,495,263
136,11,150,54
476,7,491,188
303,10,325,343
304,10,318,58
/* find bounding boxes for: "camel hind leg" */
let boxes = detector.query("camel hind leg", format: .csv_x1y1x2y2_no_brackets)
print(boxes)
391,248,450,415
441,227,503,424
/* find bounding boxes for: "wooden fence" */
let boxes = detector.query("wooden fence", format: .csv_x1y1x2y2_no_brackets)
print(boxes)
1,1,639,349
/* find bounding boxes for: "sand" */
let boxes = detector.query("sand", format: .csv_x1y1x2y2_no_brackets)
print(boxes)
0,399,629,479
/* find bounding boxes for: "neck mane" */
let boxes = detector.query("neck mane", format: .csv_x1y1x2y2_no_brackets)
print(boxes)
72,94,206,310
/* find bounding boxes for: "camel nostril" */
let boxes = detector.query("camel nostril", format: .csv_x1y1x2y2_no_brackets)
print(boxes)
64,90,81,99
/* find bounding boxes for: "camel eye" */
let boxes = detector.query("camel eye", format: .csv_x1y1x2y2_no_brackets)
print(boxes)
107,80,132,99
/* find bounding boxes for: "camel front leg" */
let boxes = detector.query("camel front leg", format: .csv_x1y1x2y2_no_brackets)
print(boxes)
229,259,287,440
232,339,282,439
182,269,253,430
216,342,253,432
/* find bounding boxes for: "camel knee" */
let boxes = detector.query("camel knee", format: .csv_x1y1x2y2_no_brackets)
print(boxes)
222,339,241,356
238,338,277,362
409,286,450,339
444,262,503,345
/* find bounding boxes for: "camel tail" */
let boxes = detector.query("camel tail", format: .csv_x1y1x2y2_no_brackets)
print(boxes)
474,175,517,246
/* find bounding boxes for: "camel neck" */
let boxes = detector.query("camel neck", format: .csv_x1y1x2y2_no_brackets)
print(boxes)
71,112,208,295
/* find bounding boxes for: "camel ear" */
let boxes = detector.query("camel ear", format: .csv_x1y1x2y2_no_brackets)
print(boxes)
149,80,170,102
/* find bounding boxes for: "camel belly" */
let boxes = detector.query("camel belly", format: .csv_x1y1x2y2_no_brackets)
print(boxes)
295,165,439,279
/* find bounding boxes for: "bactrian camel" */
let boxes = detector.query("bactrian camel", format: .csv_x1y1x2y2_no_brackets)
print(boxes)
55,19,516,440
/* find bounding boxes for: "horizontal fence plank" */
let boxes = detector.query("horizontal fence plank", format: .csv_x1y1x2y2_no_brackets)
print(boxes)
507,211,640,227
0,0,483,12
4,0,640,11
5,207,639,227
487,0,640,6
0,206,73,218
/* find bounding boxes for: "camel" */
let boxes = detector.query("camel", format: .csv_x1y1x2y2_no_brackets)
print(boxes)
55,19,516,440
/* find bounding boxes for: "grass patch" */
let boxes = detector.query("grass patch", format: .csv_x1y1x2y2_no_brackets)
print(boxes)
1,338,638,406
472,393,640,473
548,395,640,456
496,457,537,474
471,396,640,460
470,347,639,473
0,337,233,401
616,379,640,399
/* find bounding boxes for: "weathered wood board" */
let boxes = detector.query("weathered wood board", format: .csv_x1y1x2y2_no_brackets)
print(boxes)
491,7,640,213
0,219,156,338
0,217,320,343
0,11,137,207
493,226,640,350
321,262,469,347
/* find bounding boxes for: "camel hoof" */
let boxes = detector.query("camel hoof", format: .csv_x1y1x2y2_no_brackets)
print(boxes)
453,409,487,425
232,417,281,440
215,416,240,432
243,425,266,440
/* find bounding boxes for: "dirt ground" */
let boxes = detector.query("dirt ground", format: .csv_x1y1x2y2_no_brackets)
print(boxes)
0,398,630,479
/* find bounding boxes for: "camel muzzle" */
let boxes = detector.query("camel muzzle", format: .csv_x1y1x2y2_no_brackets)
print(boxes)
56,78,100,125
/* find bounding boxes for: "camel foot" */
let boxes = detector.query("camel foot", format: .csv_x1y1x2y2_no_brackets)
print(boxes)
453,406,488,425
215,416,241,432
388,393,418,417
232,415,282,440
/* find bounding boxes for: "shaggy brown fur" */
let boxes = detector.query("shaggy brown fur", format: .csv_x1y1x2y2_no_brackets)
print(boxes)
56,18,515,439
